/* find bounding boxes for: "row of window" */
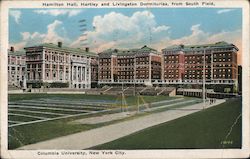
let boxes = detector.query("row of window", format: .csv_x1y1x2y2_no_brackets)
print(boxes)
8,56,26,59
99,76,112,79
27,64,42,68
27,54,42,61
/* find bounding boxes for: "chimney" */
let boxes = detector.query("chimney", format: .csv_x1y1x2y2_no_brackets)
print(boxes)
58,42,62,47
10,46,14,52
85,47,89,52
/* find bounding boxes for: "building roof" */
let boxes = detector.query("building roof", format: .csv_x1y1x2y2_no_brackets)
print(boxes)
162,41,239,52
8,50,26,56
139,45,157,52
25,43,98,57
98,49,119,58
98,45,159,58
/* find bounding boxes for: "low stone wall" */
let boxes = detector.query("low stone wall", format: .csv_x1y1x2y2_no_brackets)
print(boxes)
30,88,86,93
8,90,23,94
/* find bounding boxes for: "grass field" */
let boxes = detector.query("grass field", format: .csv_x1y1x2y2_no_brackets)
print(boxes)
92,98,242,149
8,93,177,106
9,93,195,149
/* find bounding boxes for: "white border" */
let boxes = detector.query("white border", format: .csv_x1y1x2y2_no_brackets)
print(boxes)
1,0,249,158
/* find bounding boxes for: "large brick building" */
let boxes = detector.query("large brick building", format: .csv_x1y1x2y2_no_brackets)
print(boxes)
8,41,239,91
90,56,99,87
162,41,238,85
8,47,27,89
98,49,118,83
98,46,161,85
24,42,97,89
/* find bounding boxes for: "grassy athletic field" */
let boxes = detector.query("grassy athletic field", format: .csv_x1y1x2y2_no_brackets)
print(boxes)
92,98,242,149
9,93,197,149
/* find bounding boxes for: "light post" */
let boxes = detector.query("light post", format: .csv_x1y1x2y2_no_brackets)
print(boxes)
203,49,206,110
134,55,136,96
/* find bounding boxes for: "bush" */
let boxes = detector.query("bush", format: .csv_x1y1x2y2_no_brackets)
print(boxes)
29,82,43,88
28,82,69,88
50,82,69,88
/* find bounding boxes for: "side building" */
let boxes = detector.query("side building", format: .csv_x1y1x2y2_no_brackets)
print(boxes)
24,42,97,89
162,41,238,92
98,45,161,86
8,46,27,89
98,49,118,83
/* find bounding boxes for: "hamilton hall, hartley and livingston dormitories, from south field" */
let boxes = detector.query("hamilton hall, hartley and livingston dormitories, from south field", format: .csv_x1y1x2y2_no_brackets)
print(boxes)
8,41,239,91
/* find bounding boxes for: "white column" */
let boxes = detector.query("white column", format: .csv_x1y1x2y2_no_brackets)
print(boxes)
23,66,27,89
79,66,82,82
85,66,87,85
49,53,52,81
88,66,91,88
63,65,66,82
76,65,79,86
71,65,74,88
71,65,75,81
42,51,46,81
68,55,71,87
82,67,85,81
15,65,17,85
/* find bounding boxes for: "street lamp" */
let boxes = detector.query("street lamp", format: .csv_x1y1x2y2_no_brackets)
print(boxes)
203,48,206,110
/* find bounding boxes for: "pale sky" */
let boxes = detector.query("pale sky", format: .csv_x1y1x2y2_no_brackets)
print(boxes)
9,8,242,63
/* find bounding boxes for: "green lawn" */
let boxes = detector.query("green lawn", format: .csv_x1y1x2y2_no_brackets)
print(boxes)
92,98,242,149
8,93,176,106
8,93,179,149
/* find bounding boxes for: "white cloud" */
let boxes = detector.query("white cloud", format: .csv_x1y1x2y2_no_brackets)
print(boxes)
170,24,240,46
10,10,21,24
34,9,82,17
43,20,64,43
169,24,209,45
71,11,170,52
70,11,241,54
150,24,241,56
10,10,241,63
217,9,235,14
10,32,45,50
10,20,68,50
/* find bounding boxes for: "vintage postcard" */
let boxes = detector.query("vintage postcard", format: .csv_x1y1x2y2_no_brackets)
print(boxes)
0,0,249,158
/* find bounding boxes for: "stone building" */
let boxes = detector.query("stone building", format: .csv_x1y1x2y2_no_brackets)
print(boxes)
24,42,97,89
8,46,26,89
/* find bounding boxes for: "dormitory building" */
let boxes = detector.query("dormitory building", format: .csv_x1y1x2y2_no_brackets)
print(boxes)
8,41,239,91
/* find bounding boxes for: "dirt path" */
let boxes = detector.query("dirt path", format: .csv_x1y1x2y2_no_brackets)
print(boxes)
18,99,225,150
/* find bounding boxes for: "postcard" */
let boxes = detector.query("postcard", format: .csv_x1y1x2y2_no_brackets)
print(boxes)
0,0,249,158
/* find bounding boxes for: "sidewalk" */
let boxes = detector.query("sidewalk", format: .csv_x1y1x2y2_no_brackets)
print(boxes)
18,99,225,150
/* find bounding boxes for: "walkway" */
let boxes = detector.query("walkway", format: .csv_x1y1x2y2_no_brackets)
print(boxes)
18,99,225,150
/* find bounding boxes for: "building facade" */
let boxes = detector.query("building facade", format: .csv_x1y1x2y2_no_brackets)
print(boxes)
90,56,99,87
98,46,161,85
98,49,118,83
134,46,161,84
162,41,238,85
24,42,97,89
8,41,238,90
8,47,27,89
